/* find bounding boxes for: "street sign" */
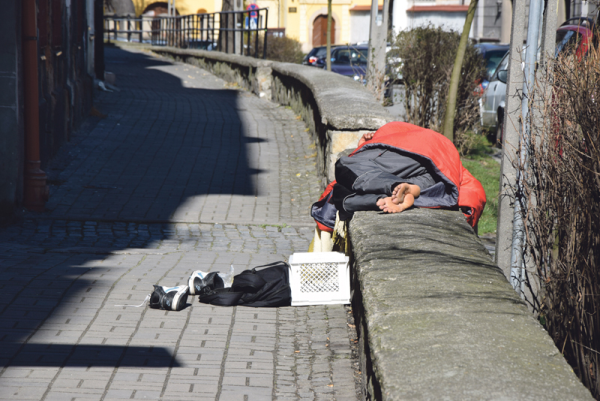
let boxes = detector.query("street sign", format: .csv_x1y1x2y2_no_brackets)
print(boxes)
246,3,259,29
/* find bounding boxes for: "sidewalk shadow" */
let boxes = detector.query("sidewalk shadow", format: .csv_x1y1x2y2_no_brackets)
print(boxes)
43,46,267,222
0,46,268,370
7,343,180,368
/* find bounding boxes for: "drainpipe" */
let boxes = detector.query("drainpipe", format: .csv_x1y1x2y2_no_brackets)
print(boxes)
22,0,49,211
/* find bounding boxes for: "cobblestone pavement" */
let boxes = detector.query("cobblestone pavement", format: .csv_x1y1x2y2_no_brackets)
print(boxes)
0,46,360,401
43,46,321,226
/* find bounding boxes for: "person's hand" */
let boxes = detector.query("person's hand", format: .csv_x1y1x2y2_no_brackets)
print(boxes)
357,132,375,147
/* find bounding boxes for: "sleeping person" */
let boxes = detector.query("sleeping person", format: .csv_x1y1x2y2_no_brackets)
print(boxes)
311,122,487,232
331,140,438,217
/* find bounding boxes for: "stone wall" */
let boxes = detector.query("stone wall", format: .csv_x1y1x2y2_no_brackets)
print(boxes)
0,0,23,221
128,45,593,400
37,0,94,166
350,208,592,400
0,1,94,221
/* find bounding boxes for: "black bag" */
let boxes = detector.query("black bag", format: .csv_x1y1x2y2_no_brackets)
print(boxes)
199,261,291,307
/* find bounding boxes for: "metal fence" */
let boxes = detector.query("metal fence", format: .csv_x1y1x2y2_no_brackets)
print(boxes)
103,9,268,59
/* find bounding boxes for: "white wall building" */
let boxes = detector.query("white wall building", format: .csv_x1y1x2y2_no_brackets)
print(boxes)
391,1,470,36
350,5,383,44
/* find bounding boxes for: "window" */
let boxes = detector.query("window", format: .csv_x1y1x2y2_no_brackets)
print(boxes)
491,53,509,81
555,30,582,57
484,50,509,78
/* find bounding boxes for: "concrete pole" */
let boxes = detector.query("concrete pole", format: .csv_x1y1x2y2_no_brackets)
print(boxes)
495,0,527,281
500,0,512,43
541,0,559,60
557,0,567,26
509,0,543,293
22,0,48,211
367,0,389,102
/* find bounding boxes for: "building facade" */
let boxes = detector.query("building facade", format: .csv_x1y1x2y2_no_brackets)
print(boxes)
471,0,599,44
0,0,96,219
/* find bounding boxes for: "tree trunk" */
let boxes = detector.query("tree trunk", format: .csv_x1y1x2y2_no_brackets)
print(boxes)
326,0,332,71
442,0,478,142
219,0,235,53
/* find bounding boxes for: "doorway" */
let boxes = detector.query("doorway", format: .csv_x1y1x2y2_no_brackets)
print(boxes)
312,15,335,47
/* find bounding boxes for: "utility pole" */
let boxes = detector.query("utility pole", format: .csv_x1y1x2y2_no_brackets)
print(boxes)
495,0,558,292
367,0,389,102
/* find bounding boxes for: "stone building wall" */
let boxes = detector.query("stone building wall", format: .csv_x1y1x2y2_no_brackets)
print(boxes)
0,0,94,221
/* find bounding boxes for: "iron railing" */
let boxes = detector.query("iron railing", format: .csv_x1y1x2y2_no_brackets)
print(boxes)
104,9,268,59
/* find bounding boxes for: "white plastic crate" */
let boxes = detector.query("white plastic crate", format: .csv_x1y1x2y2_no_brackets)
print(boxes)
288,252,350,306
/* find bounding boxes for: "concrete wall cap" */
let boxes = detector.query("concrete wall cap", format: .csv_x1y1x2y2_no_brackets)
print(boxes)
151,46,271,69
271,62,392,130
349,208,593,400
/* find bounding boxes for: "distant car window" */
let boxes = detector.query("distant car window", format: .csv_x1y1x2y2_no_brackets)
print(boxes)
484,50,509,78
315,47,327,58
555,30,581,56
331,47,368,66
491,53,509,81
334,49,351,64
350,49,368,65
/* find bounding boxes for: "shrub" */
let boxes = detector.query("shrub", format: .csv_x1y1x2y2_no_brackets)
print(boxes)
516,32,600,398
388,26,486,148
249,35,304,64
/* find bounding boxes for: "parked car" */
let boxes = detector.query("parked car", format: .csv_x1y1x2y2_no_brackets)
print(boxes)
555,20,595,59
189,40,218,51
315,46,368,77
479,21,595,143
313,45,393,99
302,45,341,66
473,43,510,95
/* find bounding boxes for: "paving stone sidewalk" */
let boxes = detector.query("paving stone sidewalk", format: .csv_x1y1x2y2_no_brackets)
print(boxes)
0,46,360,401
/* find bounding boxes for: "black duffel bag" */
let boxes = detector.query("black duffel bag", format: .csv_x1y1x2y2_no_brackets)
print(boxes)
199,261,291,307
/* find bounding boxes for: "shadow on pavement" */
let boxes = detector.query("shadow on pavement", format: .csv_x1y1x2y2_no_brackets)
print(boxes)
0,47,258,371
43,46,265,222
5,343,180,368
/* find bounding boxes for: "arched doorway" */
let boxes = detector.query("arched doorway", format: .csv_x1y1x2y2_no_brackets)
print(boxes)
141,2,180,16
312,15,335,47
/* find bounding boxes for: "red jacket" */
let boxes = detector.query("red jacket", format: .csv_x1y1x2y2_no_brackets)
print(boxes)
313,122,486,231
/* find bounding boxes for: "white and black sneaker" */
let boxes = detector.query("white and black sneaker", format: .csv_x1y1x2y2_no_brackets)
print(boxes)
149,285,189,311
188,271,224,296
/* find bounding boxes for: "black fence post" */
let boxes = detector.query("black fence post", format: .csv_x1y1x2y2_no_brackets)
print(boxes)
246,12,250,56
263,10,268,60
233,13,237,55
111,8,268,53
